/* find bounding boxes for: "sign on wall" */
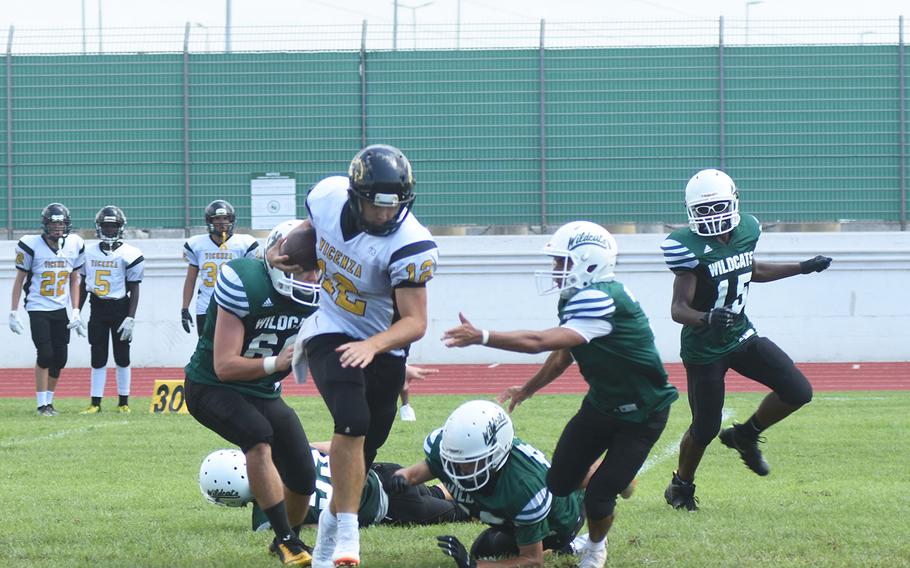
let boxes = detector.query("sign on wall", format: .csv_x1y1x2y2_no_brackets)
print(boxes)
251,172,297,230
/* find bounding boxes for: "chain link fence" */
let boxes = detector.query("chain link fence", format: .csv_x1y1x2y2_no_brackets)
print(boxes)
2,18,907,237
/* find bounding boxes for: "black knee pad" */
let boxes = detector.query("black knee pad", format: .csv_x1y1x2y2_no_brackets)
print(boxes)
584,491,618,521
471,527,518,559
48,368,61,379
36,343,54,369
53,344,68,371
112,340,131,368
779,372,813,407
690,417,722,447
91,343,109,369
281,455,316,496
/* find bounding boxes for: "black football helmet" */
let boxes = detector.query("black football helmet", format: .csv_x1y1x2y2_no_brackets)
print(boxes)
94,205,127,245
205,200,235,238
347,144,416,236
41,203,72,239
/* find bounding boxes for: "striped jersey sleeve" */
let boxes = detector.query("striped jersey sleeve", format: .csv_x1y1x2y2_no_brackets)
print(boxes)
213,264,250,318
660,237,698,270
514,487,553,526
559,288,615,341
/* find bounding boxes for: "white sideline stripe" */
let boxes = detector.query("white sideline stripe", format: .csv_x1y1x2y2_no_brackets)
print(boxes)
0,420,130,448
487,363,500,368
817,395,889,402
638,408,735,475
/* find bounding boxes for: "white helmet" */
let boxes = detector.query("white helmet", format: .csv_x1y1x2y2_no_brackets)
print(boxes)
535,221,618,296
198,449,253,507
685,169,740,236
440,400,514,491
263,219,320,307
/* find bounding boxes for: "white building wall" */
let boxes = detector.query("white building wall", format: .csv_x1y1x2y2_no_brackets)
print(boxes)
1,232,908,367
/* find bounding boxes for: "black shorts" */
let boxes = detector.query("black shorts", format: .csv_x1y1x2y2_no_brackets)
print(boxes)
369,462,468,525
88,296,130,342
548,398,669,507
28,308,70,349
184,378,314,495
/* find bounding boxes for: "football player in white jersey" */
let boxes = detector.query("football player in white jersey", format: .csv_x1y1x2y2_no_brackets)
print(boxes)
271,144,438,568
9,203,86,416
181,200,259,335
77,206,145,414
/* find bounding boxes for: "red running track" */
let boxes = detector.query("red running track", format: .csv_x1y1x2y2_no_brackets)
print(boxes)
0,362,907,398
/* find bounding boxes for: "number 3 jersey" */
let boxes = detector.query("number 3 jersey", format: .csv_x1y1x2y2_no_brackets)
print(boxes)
300,176,438,357
184,258,316,398
424,428,583,548
183,233,260,315
15,233,86,312
80,242,145,300
660,214,762,364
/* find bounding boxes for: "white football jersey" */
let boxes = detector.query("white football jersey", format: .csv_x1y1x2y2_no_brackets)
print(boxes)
15,233,86,312
80,242,145,301
183,233,260,315
300,176,438,357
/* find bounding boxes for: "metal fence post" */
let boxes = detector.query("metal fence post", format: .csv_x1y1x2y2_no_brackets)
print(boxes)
538,19,548,231
182,23,191,237
5,26,14,239
360,20,368,149
900,16,906,231
718,16,726,171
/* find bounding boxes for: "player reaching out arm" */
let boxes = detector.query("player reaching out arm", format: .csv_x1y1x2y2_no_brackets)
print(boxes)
443,221,678,568
660,169,831,511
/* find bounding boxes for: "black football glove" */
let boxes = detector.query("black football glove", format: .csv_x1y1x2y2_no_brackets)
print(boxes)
702,307,737,330
800,255,832,274
436,535,476,568
181,308,194,334
385,473,409,496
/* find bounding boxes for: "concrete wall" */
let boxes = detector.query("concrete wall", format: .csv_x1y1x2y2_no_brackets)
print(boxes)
1,232,908,367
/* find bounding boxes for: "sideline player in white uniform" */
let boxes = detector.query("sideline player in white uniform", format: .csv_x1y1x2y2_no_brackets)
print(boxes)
9,203,85,416
78,206,145,414
271,144,438,568
181,199,259,335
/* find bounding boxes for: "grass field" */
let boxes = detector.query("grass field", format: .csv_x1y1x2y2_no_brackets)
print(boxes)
1,391,909,567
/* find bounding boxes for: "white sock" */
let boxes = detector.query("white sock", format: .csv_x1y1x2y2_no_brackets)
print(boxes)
91,367,107,398
587,536,606,551
336,512,359,539
315,507,337,549
36,392,45,407
47,391,55,404
116,366,131,396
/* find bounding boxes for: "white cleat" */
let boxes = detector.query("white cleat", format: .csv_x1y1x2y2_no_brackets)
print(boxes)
399,404,416,422
331,532,360,567
577,538,607,568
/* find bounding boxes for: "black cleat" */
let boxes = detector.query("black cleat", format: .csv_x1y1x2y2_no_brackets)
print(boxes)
664,471,698,511
720,425,770,476
270,535,312,566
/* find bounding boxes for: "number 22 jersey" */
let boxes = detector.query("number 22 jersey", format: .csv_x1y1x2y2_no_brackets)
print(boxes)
15,234,86,312
300,176,438,357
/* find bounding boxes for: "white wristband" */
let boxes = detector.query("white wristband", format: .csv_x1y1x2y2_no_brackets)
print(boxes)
263,356,278,375
480,329,490,345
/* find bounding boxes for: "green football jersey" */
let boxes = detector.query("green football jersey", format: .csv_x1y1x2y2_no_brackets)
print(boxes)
557,281,678,423
304,448,386,526
252,448,386,531
184,257,316,398
424,428,583,547
661,214,762,364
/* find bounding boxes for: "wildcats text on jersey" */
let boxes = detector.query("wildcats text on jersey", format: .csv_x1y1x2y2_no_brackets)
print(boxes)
317,237,363,279
253,314,304,332
707,251,754,278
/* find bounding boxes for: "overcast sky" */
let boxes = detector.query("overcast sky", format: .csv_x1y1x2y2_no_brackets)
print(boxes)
2,0,907,30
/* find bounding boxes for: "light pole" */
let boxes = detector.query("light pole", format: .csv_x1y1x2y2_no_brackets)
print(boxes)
745,0,763,46
97,0,103,53
225,0,232,53
81,0,86,54
397,1,434,50
194,23,210,52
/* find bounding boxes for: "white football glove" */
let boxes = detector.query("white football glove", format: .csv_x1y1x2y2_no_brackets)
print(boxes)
8,312,24,335
67,308,87,337
117,316,135,342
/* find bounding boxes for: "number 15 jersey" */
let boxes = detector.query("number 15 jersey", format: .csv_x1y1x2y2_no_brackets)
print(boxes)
301,176,438,357
660,214,762,364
